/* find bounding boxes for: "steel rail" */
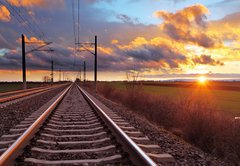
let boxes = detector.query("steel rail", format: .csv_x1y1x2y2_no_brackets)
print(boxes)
0,85,49,98
77,85,157,166
0,84,72,165
0,83,69,98
0,84,68,103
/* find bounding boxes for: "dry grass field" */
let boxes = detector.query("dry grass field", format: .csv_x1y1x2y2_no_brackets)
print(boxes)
108,81,240,117
95,81,240,164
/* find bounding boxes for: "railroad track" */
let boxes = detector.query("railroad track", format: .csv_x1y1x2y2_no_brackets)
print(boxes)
0,83,174,165
0,84,68,107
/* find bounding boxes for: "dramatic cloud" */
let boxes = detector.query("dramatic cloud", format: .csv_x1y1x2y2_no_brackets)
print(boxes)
7,0,65,8
208,12,240,42
117,37,187,69
192,55,224,66
154,4,222,48
0,5,11,22
0,1,237,80
112,36,224,72
16,36,45,44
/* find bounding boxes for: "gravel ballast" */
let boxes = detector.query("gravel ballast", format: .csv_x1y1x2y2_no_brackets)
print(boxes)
85,87,232,166
0,85,68,137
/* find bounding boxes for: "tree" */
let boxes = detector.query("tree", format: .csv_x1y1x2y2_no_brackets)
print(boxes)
43,76,51,82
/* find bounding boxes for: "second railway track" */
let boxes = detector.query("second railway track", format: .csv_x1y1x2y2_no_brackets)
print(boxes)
0,83,174,165
0,84,68,108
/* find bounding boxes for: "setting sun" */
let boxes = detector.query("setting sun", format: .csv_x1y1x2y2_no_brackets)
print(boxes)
198,76,207,84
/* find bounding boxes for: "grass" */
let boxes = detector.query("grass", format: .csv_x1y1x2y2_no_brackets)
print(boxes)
110,82,240,117
96,82,240,164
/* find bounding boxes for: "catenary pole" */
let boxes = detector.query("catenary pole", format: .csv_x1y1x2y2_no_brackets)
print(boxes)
22,34,27,90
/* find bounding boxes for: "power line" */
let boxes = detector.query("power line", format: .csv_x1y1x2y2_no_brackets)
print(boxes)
77,0,80,47
2,1,35,38
18,5,45,39
17,6,43,39
72,0,77,67
4,0,40,38
3,0,46,42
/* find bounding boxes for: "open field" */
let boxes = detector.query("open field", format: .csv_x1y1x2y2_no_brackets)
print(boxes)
96,82,240,163
106,81,240,117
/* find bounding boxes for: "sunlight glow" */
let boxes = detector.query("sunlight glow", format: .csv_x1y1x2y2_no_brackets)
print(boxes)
198,76,207,84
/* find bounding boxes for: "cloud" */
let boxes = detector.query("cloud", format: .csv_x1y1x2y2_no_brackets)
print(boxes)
85,0,113,4
7,0,65,8
116,37,188,70
218,12,240,26
0,5,11,22
116,14,140,25
17,36,45,44
0,1,237,76
98,46,113,55
192,54,224,66
0,33,13,48
154,4,222,48
207,12,240,44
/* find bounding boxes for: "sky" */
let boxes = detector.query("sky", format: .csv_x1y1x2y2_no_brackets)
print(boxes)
0,0,240,81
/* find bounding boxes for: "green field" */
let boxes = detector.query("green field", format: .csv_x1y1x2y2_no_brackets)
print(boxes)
108,82,240,117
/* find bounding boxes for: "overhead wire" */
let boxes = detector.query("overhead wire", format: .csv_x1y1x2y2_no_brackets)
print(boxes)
72,0,77,68
4,0,40,39
2,1,35,39
18,5,45,39
2,0,79,75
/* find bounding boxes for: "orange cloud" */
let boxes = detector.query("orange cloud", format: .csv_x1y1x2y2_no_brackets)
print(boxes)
111,39,119,44
116,36,188,69
7,0,64,8
0,5,11,22
7,0,47,7
99,46,113,55
16,36,45,44
192,54,224,66
208,12,240,42
154,4,222,48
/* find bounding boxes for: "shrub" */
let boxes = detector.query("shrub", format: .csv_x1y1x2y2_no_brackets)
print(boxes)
97,83,240,164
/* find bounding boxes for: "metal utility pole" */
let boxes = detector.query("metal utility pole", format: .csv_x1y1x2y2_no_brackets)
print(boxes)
76,35,97,90
21,34,53,89
51,60,54,83
79,68,82,81
83,61,86,83
94,35,97,90
22,34,27,90
59,69,61,82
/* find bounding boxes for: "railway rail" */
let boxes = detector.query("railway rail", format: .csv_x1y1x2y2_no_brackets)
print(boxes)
0,83,174,165
0,85,52,98
0,84,68,106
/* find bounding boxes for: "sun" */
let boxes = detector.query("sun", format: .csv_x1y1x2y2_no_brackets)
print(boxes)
198,76,207,84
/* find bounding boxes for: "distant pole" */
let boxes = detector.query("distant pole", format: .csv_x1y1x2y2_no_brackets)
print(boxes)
79,68,82,81
83,61,86,83
94,35,97,90
22,34,27,90
59,69,61,82
51,60,54,83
